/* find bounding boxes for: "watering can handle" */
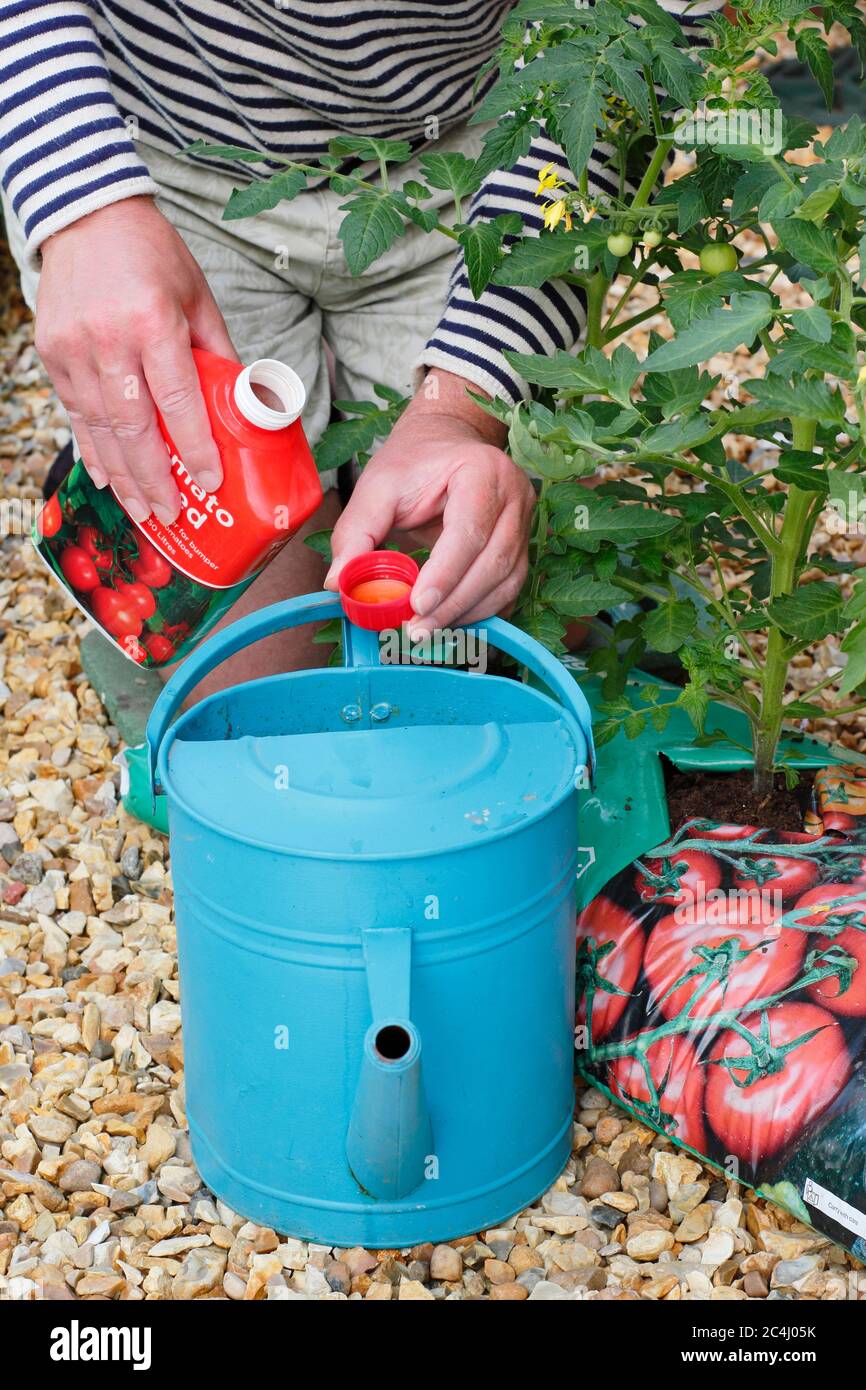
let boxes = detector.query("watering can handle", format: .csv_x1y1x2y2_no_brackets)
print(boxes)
145,591,595,794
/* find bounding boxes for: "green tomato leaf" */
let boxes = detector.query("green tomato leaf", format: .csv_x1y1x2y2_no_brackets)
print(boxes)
643,292,774,373
417,151,482,202
642,599,698,653
840,621,866,695
768,581,842,644
774,217,840,274
328,135,412,164
559,70,606,176
541,571,630,616
337,190,407,275
494,228,603,287
787,305,832,342
222,168,307,220
744,375,847,425
796,27,836,110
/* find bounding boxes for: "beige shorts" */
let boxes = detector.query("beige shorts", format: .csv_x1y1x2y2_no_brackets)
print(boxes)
2,120,489,489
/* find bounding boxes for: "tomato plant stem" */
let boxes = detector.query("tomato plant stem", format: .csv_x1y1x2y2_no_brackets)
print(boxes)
753,418,817,796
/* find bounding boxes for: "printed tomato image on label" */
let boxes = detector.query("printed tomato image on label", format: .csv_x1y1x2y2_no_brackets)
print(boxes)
32,352,323,668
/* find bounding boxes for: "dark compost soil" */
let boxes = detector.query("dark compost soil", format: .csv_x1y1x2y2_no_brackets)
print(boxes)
663,762,811,834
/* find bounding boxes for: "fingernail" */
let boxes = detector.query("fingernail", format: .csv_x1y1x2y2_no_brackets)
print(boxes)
89,468,107,489
324,561,341,588
154,504,179,526
123,496,151,523
407,622,431,641
197,471,220,493
412,586,441,616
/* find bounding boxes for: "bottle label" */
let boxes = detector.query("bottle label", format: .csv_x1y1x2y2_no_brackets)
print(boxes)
32,457,254,668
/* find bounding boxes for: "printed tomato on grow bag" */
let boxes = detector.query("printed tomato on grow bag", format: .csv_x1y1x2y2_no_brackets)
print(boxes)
731,850,819,903
609,1034,707,1153
706,1003,851,1164
643,900,803,1022
790,884,866,1016
635,849,721,907
576,898,644,1042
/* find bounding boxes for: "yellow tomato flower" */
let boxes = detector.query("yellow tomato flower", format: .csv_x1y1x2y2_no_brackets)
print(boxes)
543,198,572,231
535,161,563,197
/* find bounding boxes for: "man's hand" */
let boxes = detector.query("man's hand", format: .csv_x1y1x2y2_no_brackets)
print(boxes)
325,369,535,634
36,196,237,524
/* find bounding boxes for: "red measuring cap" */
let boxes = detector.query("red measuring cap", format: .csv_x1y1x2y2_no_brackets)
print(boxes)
339,550,419,631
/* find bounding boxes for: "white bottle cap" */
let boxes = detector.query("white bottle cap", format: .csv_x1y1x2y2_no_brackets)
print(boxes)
233,358,306,430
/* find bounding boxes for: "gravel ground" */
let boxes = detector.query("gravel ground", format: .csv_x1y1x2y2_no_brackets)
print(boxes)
1,230,865,1301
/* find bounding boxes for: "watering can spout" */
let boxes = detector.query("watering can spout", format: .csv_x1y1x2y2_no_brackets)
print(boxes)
346,1019,432,1198
346,927,432,1199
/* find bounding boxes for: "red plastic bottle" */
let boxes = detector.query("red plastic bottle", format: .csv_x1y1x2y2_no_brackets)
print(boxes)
33,350,323,667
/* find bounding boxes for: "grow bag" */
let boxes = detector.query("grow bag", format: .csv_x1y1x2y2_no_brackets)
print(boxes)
576,814,866,1260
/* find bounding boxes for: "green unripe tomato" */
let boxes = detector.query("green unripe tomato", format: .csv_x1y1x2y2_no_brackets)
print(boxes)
699,241,739,276
607,232,634,257
643,227,663,248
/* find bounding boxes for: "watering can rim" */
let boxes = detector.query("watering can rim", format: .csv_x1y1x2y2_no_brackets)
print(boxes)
157,666,585,862
147,591,595,821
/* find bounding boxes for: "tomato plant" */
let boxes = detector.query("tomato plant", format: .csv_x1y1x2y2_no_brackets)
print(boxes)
59,545,100,592
706,1002,850,1163
644,899,803,1022
576,897,643,1042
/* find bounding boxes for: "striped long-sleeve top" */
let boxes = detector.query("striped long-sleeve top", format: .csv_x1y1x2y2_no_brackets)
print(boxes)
0,0,722,404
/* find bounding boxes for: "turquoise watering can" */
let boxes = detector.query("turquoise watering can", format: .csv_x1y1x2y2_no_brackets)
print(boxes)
146,591,594,1248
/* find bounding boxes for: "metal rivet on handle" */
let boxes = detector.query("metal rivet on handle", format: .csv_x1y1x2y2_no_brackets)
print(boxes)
370,702,393,723
340,703,362,724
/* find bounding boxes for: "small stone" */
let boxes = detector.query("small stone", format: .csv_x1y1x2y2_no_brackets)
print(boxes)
342,1246,378,1278
649,1179,669,1212
580,1156,620,1198
509,1246,542,1276
483,1258,515,1285
527,1279,569,1300
398,1278,435,1300
771,1256,821,1289
743,1271,769,1298
598,1191,637,1213
591,1203,625,1231
490,1282,528,1300
325,1259,352,1295
29,1113,75,1145
702,1230,736,1268
172,1246,227,1299
58,1160,101,1194
30,780,74,816
676,1204,714,1243
429,1243,462,1281
120,845,142,879
8,852,43,885
595,1115,623,1145
626,1229,674,1261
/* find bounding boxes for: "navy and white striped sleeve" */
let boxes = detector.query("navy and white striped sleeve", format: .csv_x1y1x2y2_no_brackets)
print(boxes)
0,0,158,269
419,0,725,406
